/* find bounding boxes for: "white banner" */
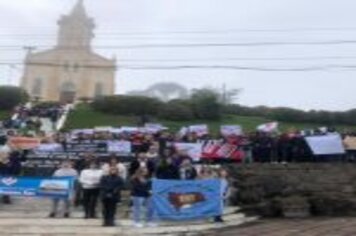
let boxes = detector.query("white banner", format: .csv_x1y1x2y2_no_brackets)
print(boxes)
144,123,168,133
221,125,243,136
107,141,132,153
94,127,112,132
178,127,189,138
119,126,140,133
110,128,122,134
72,129,94,135
174,143,203,161
35,143,63,153
305,134,345,155
189,124,209,136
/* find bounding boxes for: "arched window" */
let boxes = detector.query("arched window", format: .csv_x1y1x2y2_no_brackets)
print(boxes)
31,77,43,96
94,82,104,97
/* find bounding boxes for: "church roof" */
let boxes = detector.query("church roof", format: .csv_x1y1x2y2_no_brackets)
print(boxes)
70,0,88,18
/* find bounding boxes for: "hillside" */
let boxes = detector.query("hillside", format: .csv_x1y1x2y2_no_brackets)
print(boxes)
63,104,356,134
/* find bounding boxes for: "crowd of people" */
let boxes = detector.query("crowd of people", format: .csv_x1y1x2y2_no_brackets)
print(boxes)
1,104,64,131
38,126,354,164
1,108,356,227
48,153,230,227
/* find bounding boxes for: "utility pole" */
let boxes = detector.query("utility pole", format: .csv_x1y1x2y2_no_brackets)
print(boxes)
23,46,36,57
222,83,227,105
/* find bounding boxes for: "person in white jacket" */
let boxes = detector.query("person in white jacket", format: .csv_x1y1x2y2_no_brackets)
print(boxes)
79,161,103,219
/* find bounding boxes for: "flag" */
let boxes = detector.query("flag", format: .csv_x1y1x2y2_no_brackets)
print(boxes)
257,122,279,133
152,179,222,220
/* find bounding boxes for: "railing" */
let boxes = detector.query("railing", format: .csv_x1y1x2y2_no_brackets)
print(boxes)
55,103,74,131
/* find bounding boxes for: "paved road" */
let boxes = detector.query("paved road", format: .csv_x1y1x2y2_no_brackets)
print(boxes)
209,218,356,236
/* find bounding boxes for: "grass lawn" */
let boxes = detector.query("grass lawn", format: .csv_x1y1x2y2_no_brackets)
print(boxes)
64,104,356,134
0,110,10,120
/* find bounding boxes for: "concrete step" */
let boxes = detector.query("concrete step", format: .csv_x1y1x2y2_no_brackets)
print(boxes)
0,214,257,236
0,198,240,219
0,197,256,235
0,208,238,220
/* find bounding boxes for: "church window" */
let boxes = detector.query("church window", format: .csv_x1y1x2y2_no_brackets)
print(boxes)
94,82,104,97
32,78,43,96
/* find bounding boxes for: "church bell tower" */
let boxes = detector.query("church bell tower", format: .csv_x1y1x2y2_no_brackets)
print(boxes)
57,0,95,50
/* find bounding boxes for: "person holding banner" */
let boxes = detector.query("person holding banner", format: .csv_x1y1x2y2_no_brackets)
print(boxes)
214,168,230,223
130,167,156,228
79,161,103,219
49,161,78,218
179,158,197,180
100,166,124,227
155,157,180,180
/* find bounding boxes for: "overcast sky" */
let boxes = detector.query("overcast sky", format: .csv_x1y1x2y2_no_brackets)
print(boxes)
0,0,356,111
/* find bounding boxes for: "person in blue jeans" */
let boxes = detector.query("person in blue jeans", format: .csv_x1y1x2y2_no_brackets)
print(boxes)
214,168,230,223
130,167,156,228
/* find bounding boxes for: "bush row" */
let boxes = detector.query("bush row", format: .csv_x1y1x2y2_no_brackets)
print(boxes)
224,104,356,126
92,93,222,121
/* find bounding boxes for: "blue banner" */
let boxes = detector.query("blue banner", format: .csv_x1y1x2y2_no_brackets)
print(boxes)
152,179,222,220
0,176,75,199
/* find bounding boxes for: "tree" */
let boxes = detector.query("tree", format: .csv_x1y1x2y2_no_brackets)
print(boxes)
159,100,194,121
220,88,241,105
0,86,29,110
92,95,163,116
127,82,189,102
190,89,222,120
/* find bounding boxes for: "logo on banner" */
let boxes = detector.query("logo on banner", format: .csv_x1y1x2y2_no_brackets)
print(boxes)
2,177,18,186
169,192,206,211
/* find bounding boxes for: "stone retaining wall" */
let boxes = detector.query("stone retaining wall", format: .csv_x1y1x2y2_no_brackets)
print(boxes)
228,163,356,217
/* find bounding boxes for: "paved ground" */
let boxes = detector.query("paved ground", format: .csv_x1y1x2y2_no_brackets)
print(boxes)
0,197,255,235
209,218,356,236
5,197,356,236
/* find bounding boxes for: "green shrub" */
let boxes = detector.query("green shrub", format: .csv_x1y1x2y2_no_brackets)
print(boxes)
33,101,61,109
92,95,163,116
159,100,194,121
0,86,29,110
190,89,222,120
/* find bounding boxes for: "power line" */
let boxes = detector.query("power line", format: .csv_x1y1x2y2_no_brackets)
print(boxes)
3,56,356,63
4,27,356,35
3,39,356,51
2,61,356,72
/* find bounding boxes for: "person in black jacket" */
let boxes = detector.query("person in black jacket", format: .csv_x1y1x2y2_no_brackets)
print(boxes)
99,166,124,227
156,157,179,180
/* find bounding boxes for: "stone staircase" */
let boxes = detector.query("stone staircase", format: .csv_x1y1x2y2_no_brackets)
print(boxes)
39,117,55,134
0,197,257,236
